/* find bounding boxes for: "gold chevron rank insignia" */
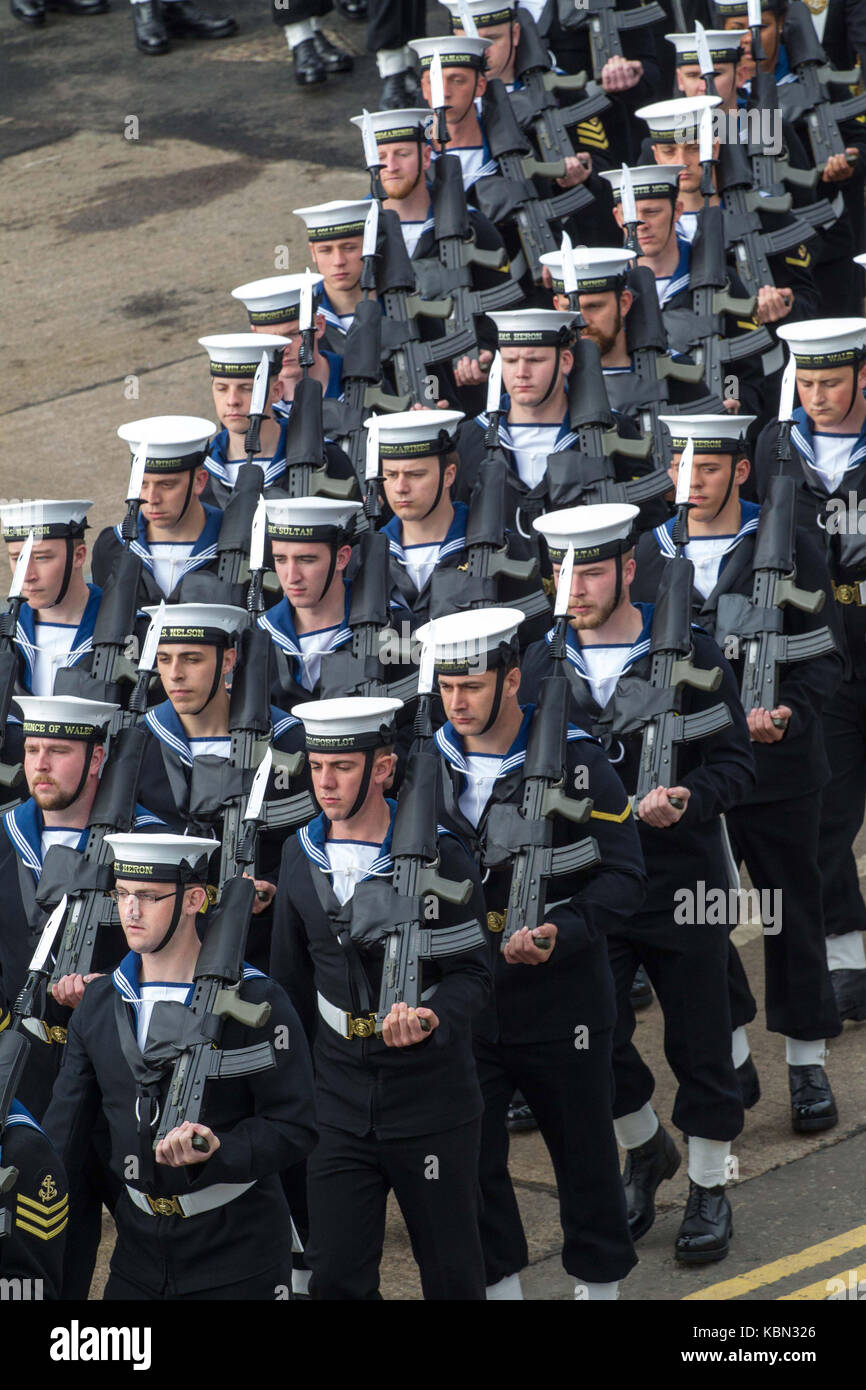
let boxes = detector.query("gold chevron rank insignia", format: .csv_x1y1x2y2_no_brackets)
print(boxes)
16,1185,69,1241
576,117,609,151
785,244,811,268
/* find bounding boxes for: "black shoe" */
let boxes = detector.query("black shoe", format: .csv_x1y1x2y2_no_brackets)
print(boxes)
334,0,366,17
622,1124,681,1241
311,28,353,73
675,1181,732,1264
381,72,410,110
44,0,108,11
789,1063,838,1133
506,1091,537,1133
830,966,866,1021
736,1054,760,1109
162,0,235,37
292,36,326,85
629,964,653,1011
10,0,46,24
132,0,169,53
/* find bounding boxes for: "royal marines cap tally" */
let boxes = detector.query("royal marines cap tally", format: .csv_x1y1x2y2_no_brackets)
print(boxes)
141,602,247,646
105,833,220,884
265,497,364,541
0,500,92,542
532,504,640,562
658,413,756,453
415,608,525,674
231,273,324,327
600,164,685,202
117,417,215,474
198,334,291,377
776,319,866,368
291,696,404,751
16,695,118,742
635,94,722,143
292,201,372,243
366,409,465,458
487,309,580,346
539,247,636,295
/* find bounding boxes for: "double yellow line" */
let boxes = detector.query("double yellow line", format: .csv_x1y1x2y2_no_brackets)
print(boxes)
683,1225,866,1301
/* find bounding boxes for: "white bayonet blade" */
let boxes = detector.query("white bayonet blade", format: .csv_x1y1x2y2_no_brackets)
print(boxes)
458,0,479,38
561,230,578,296
127,441,148,504
486,352,503,415
620,163,638,227
300,270,314,334
249,352,270,420
430,52,446,114
249,494,267,573
361,109,380,169
418,637,436,697
675,437,694,507
365,417,380,483
779,353,797,422
695,20,713,77
555,544,575,619
30,895,68,974
244,747,272,823
362,199,379,259
699,104,714,164
746,0,762,27
139,601,166,673
9,530,34,601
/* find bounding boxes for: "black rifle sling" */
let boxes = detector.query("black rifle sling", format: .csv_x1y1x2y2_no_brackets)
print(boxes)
307,859,375,1016
112,989,164,1189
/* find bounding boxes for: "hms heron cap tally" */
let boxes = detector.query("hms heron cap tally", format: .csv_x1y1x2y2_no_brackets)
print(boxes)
105,833,220,884
658,413,756,453
487,309,580,347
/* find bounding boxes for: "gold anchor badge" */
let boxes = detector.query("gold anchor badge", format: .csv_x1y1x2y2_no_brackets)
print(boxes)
39,1174,58,1204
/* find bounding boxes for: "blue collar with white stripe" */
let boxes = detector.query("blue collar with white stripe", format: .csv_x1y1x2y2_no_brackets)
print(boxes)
473,396,578,457
382,500,468,567
112,504,222,580
298,796,398,881
435,703,593,782
143,699,299,767
257,584,353,674
657,236,692,307
652,499,761,563
790,406,866,478
3,796,165,882
112,948,265,1010
3,1099,44,1142
205,417,289,488
317,290,351,336
14,583,102,690
543,604,654,679
430,120,498,187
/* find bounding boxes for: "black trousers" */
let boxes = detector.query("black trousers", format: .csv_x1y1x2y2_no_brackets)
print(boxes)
366,0,425,52
608,911,744,1141
272,0,332,28
61,1125,122,1300
818,677,866,938
305,1119,485,1300
726,795,842,1041
474,1030,637,1287
104,1266,291,1300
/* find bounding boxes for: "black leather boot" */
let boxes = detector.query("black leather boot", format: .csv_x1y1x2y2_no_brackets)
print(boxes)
45,0,109,12
789,1064,838,1133
675,1180,733,1264
292,35,326,85
132,0,169,54
380,72,409,109
629,963,653,1011
621,1124,681,1241
162,0,236,37
311,27,353,72
830,966,866,1021
334,0,366,16
10,0,46,25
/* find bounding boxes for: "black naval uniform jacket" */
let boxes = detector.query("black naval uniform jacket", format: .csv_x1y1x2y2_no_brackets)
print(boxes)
270,800,491,1141
754,407,866,680
0,1102,68,1298
91,504,224,606
434,708,647,1043
201,423,356,512
632,502,843,806
519,606,756,914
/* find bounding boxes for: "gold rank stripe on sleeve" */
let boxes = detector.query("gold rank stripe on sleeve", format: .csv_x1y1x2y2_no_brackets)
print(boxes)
15,1196,69,1241
0,1010,9,1032
575,118,609,151
785,246,812,268
590,801,633,823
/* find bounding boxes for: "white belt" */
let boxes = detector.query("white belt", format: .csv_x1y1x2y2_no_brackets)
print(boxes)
317,986,438,1040
126,1180,255,1218
22,1017,67,1044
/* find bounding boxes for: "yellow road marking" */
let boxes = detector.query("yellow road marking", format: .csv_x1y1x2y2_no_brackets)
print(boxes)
779,1263,866,1301
683,1225,866,1300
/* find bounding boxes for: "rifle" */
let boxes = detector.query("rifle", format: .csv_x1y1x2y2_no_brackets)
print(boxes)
322,300,410,499
0,1031,31,1230
578,0,665,81
483,548,601,948
716,139,813,300
783,0,866,172
0,531,34,786
282,375,358,501
512,8,611,164
149,875,277,1151
474,78,594,286
377,208,477,402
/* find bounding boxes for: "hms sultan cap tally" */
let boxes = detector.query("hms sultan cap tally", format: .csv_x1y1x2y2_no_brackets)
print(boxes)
533,503,640,563
291,696,404,753
265,497,364,542
142,601,248,647
199,333,291,378
635,94,722,144
17,695,119,743
408,34,491,70
231,273,324,327
599,164,684,202
350,109,432,145
292,200,372,244
665,30,744,64
539,247,636,295
776,319,866,369
117,416,215,474
366,408,465,460
658,413,756,454
105,833,220,885
0,499,92,542
487,309,580,347
415,608,525,675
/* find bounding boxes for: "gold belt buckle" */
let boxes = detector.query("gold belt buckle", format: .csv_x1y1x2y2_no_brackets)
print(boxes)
347,1013,377,1039
487,911,506,934
834,582,861,605
146,1194,184,1217
47,1026,67,1045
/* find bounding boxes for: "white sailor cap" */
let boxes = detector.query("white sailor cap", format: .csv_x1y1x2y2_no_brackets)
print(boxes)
658,413,756,453
487,309,579,347
0,499,93,542
532,503,640,563
17,695,119,742
415,608,524,675
198,334,291,377
291,696,404,752
265,497,364,541
142,602,248,646
599,164,685,202
776,318,866,368
366,409,465,459
409,34,491,70
665,30,744,64
636,94,722,143
117,416,215,474
712,0,784,15
539,247,636,295
105,833,220,885
231,274,324,327
292,200,372,243
350,109,432,145
441,0,517,26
